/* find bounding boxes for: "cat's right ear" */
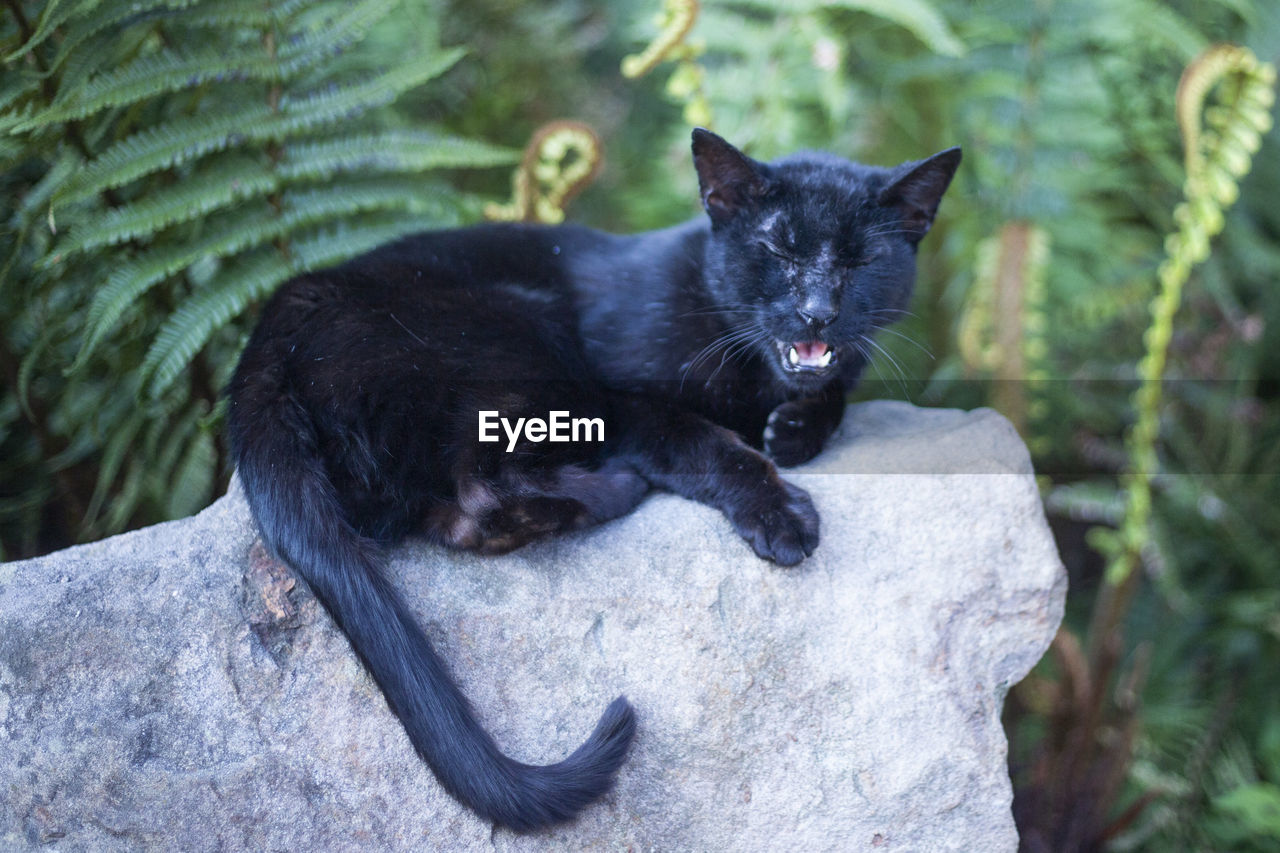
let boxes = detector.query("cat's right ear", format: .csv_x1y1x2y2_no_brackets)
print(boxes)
692,128,767,223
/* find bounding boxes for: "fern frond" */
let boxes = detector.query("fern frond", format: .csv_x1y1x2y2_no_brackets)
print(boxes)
278,130,519,181
101,454,144,534
287,210,452,272
170,0,285,30
37,0,201,79
139,206,452,398
52,19,159,110
138,248,293,398
280,178,462,227
4,0,99,62
0,93,42,135
55,49,464,204
709,0,964,57
170,0,315,32
20,0,402,129
149,406,201,494
282,0,401,63
71,207,276,372
55,132,505,255
272,46,464,128
1,151,78,293
18,50,290,131
0,73,42,118
0,136,22,166
53,155,276,256
16,322,58,421
825,0,965,57
164,428,214,518
81,404,145,531
72,180,465,369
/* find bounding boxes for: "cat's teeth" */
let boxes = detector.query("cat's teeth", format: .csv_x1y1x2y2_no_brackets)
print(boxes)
788,346,801,366
816,348,833,368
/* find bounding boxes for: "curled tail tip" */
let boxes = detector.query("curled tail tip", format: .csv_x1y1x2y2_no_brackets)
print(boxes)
594,695,637,753
492,696,637,833
573,695,637,775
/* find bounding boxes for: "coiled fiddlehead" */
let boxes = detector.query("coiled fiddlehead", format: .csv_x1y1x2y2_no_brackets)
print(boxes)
620,0,711,127
484,120,603,224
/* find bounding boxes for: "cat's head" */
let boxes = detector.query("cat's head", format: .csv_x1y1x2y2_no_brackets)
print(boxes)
691,128,960,390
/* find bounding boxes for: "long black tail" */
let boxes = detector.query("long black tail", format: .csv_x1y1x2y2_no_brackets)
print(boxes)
228,367,636,832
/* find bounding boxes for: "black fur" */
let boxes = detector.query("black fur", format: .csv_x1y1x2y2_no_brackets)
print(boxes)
226,130,959,830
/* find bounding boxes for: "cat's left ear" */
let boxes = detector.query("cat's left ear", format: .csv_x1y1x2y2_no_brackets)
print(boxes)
878,147,962,241
691,128,768,223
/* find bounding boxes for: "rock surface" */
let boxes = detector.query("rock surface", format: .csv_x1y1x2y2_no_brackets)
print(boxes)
0,401,1065,851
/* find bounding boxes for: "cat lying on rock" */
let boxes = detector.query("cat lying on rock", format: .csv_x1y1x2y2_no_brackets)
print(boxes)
227,129,960,831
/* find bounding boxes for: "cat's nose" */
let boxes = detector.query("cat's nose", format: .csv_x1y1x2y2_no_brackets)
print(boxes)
798,302,837,331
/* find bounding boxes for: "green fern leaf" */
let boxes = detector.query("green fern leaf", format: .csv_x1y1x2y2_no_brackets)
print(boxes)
278,130,519,180
54,104,275,204
52,133,496,257
287,210,455,272
82,404,145,531
139,247,293,398
164,428,215,518
279,178,462,227
101,456,145,533
16,323,58,421
18,49,290,130
280,0,402,64
53,20,161,109
0,137,23,166
38,0,202,79
149,407,201,493
0,73,42,118
24,0,400,128
718,0,964,57
272,46,465,131
140,207,453,398
70,206,278,372
171,0,312,31
825,0,965,57
72,181,466,369
4,0,99,62
1,151,79,293
0,94,42,135
55,155,277,255
56,49,464,204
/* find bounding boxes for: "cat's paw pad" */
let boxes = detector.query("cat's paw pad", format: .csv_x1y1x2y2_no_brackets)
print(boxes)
763,402,824,468
731,480,820,567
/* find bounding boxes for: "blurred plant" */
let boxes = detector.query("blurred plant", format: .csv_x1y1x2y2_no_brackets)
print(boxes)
620,0,711,127
1099,45,1276,587
0,0,516,557
958,221,1051,441
1009,42,1277,852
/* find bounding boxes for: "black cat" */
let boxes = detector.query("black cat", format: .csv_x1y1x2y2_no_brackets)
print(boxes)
227,129,959,831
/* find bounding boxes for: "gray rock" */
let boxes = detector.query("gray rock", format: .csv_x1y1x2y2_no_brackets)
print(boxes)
0,401,1065,851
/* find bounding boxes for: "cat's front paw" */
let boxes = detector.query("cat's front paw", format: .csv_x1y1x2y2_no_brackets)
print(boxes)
763,401,828,468
729,480,820,567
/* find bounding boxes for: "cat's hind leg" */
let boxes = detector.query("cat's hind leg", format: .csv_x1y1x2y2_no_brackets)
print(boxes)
425,458,649,554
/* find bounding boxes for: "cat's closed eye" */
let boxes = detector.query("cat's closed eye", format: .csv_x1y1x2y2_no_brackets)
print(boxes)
760,240,798,263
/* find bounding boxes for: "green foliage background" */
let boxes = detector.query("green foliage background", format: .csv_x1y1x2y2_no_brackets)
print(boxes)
3,0,1279,847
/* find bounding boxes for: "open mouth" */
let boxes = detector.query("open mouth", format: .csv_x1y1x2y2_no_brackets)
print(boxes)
777,340,836,373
